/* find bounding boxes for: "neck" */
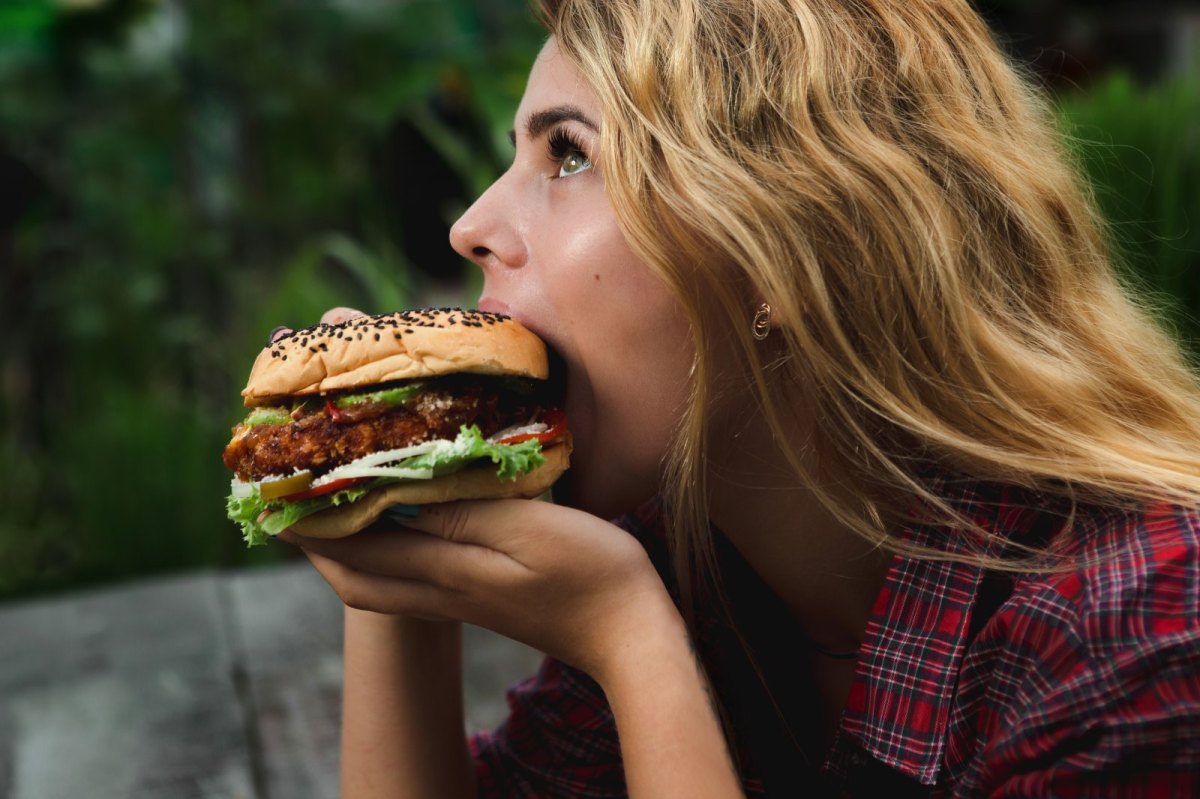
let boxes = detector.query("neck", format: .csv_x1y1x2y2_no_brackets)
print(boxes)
705,411,891,655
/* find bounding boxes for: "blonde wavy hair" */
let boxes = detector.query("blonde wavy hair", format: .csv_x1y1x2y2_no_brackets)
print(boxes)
534,0,1200,599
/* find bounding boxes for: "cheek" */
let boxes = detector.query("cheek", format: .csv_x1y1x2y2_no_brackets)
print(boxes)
557,212,681,344
533,193,694,514
563,262,693,513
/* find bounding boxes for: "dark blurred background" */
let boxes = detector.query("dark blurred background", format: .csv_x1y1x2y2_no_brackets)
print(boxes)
1,0,1197,601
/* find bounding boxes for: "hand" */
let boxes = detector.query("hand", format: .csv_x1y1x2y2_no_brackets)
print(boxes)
279,499,677,680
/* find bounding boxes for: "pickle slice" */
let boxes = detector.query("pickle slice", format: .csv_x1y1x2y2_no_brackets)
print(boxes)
259,470,314,500
244,407,292,426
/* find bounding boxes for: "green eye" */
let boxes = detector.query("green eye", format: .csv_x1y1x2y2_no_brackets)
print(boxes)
558,151,591,177
547,128,593,178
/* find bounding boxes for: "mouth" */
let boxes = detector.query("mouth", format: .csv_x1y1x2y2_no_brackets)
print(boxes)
477,298,568,406
478,299,574,503
543,342,569,409
542,342,575,507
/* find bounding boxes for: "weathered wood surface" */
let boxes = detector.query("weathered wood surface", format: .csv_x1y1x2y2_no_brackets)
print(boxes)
0,562,545,799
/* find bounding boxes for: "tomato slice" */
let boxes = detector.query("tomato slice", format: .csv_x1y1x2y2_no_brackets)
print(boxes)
496,409,568,445
324,399,349,424
281,476,369,503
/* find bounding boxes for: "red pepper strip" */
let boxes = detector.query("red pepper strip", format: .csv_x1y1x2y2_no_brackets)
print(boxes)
496,409,569,446
324,399,349,423
282,476,369,503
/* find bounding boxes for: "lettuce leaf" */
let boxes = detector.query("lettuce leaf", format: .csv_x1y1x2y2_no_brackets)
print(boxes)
226,425,546,547
226,489,269,547
400,424,544,480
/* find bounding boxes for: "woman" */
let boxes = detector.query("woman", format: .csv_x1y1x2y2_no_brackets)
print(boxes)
277,0,1200,795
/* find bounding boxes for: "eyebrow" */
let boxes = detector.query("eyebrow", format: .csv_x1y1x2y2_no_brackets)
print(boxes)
507,104,599,146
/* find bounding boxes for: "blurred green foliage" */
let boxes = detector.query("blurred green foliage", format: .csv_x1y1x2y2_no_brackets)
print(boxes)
1057,72,1200,357
0,2,1197,600
0,0,541,599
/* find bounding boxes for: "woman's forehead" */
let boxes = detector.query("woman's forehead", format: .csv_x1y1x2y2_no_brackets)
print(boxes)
517,38,600,123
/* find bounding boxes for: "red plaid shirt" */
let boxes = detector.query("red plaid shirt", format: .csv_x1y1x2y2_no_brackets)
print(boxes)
470,478,1200,797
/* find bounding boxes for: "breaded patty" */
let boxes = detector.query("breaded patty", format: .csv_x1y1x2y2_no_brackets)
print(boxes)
222,383,531,481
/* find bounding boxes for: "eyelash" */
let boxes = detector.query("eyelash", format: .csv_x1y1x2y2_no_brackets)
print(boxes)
546,128,589,173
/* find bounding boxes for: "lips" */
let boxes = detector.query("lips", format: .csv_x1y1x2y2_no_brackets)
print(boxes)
476,297,511,317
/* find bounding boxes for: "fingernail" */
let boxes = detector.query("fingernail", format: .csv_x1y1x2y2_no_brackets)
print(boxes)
382,504,421,523
267,325,292,345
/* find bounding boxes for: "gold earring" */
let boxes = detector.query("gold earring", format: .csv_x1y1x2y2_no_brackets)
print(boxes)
752,302,772,341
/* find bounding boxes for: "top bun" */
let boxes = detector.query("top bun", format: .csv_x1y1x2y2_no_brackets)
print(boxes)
242,308,548,406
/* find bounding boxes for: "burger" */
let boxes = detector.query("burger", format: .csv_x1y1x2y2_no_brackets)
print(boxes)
223,307,571,546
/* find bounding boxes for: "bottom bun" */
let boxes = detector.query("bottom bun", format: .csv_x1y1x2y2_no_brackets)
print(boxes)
288,436,572,539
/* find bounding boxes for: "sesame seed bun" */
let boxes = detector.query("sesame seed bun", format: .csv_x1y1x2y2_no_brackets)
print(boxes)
241,308,548,407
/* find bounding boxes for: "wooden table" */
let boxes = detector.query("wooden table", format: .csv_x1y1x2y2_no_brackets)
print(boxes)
0,562,544,799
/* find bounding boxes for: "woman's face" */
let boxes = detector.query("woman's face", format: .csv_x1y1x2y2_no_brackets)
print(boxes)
450,39,693,519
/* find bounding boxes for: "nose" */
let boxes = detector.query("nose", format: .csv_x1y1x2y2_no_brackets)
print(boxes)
449,175,527,271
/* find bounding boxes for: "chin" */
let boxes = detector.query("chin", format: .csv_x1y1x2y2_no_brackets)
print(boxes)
550,461,657,521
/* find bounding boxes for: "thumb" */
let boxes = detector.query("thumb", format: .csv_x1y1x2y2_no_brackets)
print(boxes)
320,306,365,326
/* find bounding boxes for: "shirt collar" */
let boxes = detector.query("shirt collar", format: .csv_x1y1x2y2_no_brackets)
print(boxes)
832,475,1019,785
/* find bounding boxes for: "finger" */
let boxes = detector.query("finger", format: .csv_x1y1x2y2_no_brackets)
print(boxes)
320,306,366,326
301,546,457,620
267,325,293,345
405,498,551,550
287,526,516,591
